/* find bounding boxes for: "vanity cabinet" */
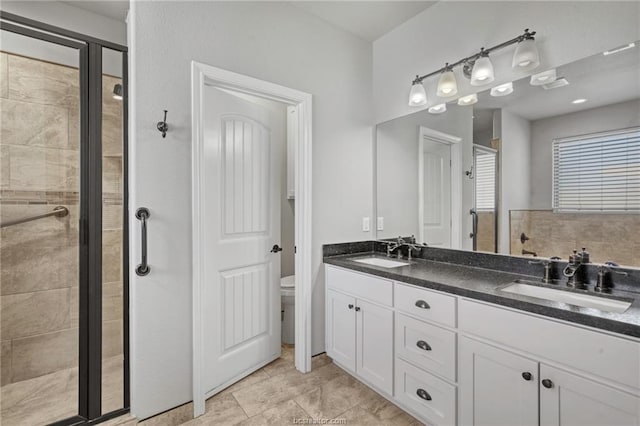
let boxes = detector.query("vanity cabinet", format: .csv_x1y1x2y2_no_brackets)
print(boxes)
325,267,394,395
324,264,640,426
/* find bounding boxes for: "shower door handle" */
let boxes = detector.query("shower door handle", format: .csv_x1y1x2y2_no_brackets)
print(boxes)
135,208,150,276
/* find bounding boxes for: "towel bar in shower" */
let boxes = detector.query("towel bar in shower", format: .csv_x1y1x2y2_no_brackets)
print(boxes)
0,206,69,228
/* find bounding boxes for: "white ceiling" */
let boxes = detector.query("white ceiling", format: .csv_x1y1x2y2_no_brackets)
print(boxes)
290,1,436,42
61,1,436,41
61,1,129,21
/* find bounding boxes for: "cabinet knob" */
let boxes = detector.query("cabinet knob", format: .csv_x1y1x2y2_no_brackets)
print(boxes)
348,304,354,309
416,388,432,401
355,306,361,312
415,300,430,309
541,379,554,389
416,340,432,351
522,372,532,381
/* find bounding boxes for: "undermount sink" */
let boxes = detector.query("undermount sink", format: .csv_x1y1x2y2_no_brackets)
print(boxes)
353,257,410,268
500,281,633,314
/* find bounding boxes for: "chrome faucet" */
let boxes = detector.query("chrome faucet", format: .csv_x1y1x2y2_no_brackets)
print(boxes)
528,256,561,284
595,261,628,293
563,248,589,289
379,236,427,260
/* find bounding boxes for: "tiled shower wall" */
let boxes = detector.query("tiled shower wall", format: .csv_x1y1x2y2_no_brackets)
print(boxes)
510,210,640,267
476,212,496,253
0,52,123,385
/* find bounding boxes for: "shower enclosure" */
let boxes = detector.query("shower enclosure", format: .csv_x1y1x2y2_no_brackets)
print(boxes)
0,12,128,425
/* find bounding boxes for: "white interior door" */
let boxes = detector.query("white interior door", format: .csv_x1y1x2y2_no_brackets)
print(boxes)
202,86,282,395
420,138,452,247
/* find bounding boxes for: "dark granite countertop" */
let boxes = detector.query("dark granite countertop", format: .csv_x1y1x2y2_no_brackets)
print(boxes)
324,251,640,339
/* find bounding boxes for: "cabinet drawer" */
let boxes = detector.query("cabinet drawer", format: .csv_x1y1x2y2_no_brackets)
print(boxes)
395,358,457,426
326,265,393,306
396,313,457,382
395,283,456,327
459,299,640,390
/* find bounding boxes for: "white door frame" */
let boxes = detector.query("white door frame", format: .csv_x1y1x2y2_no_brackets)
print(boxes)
418,126,462,249
191,61,313,416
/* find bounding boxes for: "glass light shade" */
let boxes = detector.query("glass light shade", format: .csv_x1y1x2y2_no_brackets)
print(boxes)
470,56,495,86
457,93,478,106
512,38,540,70
490,82,514,97
530,69,556,86
428,103,447,114
436,70,458,97
408,81,427,106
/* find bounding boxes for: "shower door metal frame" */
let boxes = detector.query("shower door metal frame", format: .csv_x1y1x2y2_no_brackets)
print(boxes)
0,11,130,425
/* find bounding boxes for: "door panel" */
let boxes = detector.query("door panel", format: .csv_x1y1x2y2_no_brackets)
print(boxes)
421,138,451,247
202,87,283,394
356,299,393,395
459,337,538,426
540,364,640,426
326,290,356,372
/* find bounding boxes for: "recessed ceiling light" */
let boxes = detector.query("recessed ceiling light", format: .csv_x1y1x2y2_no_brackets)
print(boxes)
428,104,447,114
457,93,478,106
530,69,557,86
603,42,636,56
572,98,587,104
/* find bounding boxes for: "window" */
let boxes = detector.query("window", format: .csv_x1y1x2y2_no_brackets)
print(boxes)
553,127,640,212
474,146,497,211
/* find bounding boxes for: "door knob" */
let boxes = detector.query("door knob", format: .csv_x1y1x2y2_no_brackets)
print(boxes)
355,306,361,312
348,304,354,309
270,244,283,253
541,379,554,389
522,372,532,381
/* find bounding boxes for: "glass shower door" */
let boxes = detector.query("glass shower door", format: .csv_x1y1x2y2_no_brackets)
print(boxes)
0,29,83,425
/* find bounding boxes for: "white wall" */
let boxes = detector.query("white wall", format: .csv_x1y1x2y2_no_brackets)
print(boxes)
373,1,640,123
499,109,531,253
377,105,473,248
530,99,640,209
129,1,373,419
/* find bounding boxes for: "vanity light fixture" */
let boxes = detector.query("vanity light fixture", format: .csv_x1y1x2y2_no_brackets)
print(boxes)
458,93,478,106
428,103,447,114
436,64,458,97
408,28,539,106
512,29,540,70
572,98,587,104
470,48,495,86
530,69,557,86
408,77,428,106
112,83,123,100
490,82,514,97
603,42,636,56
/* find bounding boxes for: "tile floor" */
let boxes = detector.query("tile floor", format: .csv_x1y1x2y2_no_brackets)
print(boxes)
105,346,424,426
0,355,124,425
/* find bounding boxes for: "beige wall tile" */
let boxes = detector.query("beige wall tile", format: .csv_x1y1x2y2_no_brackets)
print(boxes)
1,145,8,189
11,328,77,382
2,339,11,385
1,288,70,339
8,55,79,108
0,53,8,99
0,98,69,148
103,230,122,283
103,281,123,322
103,319,122,359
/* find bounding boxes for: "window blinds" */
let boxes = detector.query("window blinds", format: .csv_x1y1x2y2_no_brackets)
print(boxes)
475,152,496,211
553,127,640,212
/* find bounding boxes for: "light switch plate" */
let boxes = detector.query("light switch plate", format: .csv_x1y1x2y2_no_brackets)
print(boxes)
362,217,370,232
377,217,384,231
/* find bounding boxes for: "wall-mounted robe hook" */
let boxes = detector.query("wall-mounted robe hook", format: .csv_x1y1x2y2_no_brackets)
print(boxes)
157,110,169,138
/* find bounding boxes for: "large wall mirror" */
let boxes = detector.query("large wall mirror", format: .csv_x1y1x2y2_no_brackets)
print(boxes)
376,40,640,267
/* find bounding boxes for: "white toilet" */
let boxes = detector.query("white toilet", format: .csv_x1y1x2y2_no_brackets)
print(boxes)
280,275,295,344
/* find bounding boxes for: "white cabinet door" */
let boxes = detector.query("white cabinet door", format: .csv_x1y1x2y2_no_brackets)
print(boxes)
356,299,393,395
326,290,357,372
459,337,538,426
540,364,640,426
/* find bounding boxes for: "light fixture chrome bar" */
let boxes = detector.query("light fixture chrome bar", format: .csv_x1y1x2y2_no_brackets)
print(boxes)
412,28,536,84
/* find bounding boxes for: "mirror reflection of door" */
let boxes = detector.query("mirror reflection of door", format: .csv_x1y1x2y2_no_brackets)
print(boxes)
421,138,452,247
472,145,498,253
